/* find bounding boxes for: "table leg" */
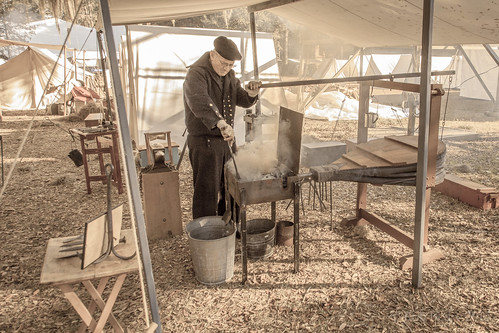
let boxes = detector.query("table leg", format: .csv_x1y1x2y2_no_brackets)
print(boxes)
96,137,106,185
241,189,247,284
79,136,92,194
78,277,109,333
111,132,123,194
59,284,97,329
90,274,126,332
294,182,301,273
81,277,125,333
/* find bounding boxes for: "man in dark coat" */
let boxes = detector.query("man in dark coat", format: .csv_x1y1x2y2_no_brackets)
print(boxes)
183,36,261,219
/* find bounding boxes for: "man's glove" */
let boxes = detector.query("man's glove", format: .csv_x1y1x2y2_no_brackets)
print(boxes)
245,80,262,98
217,119,234,143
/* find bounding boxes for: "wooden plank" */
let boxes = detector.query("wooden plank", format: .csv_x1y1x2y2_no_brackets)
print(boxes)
399,248,444,270
142,170,182,239
82,205,123,269
356,139,415,165
339,149,393,168
359,209,415,249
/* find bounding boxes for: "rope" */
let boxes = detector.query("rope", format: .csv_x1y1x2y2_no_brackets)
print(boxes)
331,96,347,138
440,76,453,141
0,0,86,202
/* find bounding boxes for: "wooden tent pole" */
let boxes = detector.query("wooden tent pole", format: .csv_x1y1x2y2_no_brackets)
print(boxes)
413,0,434,288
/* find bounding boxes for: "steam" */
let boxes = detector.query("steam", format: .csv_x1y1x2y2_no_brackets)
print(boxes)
227,114,295,181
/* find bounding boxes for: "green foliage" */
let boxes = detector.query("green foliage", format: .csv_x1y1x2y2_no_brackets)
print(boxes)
156,8,284,33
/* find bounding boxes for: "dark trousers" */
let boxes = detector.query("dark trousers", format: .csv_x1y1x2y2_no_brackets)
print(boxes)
188,135,232,219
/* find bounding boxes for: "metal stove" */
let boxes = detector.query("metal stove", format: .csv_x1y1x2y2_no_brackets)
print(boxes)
225,106,306,284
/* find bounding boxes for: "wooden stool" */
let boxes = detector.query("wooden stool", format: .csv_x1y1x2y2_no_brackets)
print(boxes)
40,229,138,332
71,128,123,194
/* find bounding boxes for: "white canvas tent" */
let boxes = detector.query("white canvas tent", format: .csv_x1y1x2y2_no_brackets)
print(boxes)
0,47,75,110
120,25,279,146
92,1,499,330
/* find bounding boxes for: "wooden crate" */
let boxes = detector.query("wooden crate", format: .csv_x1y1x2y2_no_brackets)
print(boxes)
141,170,182,240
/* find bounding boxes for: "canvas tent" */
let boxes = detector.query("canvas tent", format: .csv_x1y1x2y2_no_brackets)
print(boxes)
92,1,499,330
120,25,279,146
0,47,76,110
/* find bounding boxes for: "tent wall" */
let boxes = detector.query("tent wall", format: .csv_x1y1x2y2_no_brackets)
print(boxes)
121,25,279,146
0,47,70,110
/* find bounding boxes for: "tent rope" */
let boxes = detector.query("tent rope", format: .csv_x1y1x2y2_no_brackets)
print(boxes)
440,76,453,141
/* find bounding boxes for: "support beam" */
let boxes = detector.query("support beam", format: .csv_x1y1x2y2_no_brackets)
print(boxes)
98,0,162,332
248,0,302,12
483,44,499,113
413,0,434,288
260,70,455,89
249,11,261,115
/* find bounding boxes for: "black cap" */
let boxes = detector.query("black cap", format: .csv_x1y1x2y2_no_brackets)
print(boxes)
214,36,242,61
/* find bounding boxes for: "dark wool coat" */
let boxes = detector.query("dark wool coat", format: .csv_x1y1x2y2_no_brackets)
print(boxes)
183,52,257,219
183,52,257,137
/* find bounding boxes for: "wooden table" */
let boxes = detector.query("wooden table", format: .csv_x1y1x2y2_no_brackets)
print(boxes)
40,229,138,333
70,128,123,194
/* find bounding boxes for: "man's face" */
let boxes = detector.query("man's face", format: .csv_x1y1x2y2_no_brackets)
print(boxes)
210,50,235,76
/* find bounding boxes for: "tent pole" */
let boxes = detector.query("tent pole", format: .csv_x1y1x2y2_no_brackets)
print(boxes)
412,0,434,288
64,46,67,116
483,44,499,114
456,45,495,102
98,1,162,332
249,11,261,116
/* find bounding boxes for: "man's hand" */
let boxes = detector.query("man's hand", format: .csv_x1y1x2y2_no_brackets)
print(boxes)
245,80,262,97
217,119,234,143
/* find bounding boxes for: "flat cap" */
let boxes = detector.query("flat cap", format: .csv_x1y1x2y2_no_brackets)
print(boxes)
214,36,242,61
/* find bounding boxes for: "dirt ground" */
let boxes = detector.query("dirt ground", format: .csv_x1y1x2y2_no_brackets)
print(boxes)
0,94,498,332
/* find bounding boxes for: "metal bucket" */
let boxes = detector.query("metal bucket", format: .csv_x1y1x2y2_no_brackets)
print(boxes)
276,220,294,246
186,216,235,285
247,219,275,259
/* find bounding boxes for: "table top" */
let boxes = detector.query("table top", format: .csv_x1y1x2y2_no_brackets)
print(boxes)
40,229,138,285
70,127,117,138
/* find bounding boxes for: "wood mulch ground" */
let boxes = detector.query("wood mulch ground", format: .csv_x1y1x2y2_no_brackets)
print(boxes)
0,95,498,332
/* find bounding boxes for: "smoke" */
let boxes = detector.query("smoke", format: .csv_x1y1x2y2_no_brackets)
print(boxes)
227,113,297,181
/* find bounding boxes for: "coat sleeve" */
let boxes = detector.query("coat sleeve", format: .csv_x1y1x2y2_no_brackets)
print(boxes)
184,68,222,130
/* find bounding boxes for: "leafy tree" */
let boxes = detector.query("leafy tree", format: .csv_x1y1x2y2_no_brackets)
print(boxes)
0,0,40,60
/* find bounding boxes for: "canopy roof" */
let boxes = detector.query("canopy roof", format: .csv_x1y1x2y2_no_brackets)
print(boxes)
108,0,499,47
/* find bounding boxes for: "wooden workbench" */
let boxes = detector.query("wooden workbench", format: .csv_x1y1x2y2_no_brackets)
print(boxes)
40,229,138,332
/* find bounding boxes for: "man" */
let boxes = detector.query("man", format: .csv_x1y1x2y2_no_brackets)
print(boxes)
183,36,261,219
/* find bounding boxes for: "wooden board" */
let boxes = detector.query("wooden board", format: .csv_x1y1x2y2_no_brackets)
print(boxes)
82,205,123,269
141,170,182,240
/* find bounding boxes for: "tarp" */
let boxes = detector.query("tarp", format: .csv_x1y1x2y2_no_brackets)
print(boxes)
0,47,72,109
27,18,125,53
108,0,499,47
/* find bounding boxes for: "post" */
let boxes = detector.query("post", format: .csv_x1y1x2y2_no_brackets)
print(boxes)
413,0,434,288
63,45,67,116
249,11,261,116
98,0,162,331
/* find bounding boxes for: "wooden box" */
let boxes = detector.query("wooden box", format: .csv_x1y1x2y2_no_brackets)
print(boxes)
301,141,346,167
84,113,103,127
141,170,182,240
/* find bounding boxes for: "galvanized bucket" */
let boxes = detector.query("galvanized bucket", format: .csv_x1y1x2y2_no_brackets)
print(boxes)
186,216,235,285
247,219,276,259
276,220,294,246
